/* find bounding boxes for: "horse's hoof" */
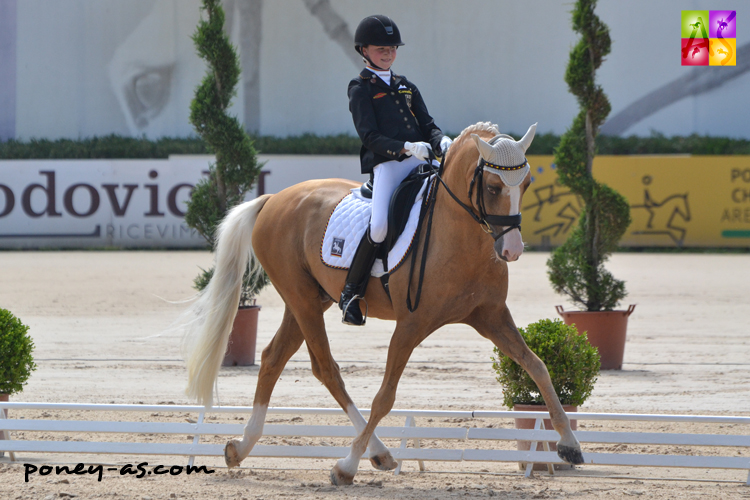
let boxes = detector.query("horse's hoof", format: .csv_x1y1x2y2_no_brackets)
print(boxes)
557,444,584,465
369,451,398,471
224,439,243,468
329,464,354,486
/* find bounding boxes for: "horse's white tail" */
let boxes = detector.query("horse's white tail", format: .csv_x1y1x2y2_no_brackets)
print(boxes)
182,194,272,406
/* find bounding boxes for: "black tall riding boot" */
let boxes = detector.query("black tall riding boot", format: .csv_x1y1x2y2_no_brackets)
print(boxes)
339,229,380,326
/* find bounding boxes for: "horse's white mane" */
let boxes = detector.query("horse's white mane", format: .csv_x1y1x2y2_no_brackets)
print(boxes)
455,121,500,143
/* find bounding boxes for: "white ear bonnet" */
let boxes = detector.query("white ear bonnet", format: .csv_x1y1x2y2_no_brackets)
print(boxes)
470,123,537,187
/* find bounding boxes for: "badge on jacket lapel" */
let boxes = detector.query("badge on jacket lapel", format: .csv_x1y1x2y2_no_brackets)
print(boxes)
373,92,387,100
398,87,413,109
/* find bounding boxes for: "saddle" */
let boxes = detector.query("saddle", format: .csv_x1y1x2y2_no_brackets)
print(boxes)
360,165,434,259
321,164,435,291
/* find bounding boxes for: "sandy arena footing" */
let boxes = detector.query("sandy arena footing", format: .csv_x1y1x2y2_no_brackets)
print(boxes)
1,250,749,499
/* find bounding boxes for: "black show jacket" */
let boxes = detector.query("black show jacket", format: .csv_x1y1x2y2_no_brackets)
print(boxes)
348,68,445,174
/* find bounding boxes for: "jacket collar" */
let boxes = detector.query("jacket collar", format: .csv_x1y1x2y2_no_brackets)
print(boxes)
360,68,403,89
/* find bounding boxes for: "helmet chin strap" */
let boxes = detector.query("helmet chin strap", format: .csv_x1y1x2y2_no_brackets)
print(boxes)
366,59,387,71
359,48,387,72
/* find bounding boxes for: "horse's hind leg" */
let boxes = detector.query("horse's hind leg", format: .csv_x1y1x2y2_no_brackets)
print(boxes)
471,306,584,465
224,306,304,468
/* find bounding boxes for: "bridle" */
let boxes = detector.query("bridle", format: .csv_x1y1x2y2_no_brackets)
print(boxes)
405,147,526,312
428,146,525,241
466,157,525,239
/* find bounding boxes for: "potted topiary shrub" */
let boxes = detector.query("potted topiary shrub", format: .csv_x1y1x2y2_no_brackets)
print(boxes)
492,318,600,470
1,308,37,457
546,0,634,370
185,0,267,366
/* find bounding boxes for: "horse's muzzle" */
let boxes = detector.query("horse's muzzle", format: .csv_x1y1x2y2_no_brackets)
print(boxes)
493,228,523,262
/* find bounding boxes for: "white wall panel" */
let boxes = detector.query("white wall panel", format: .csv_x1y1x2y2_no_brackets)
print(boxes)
6,1,749,140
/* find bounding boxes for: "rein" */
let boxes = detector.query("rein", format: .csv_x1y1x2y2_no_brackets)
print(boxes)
405,150,523,312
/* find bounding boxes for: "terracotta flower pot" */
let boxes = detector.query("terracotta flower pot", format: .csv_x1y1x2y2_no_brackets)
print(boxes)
222,305,260,367
513,404,577,470
556,305,636,370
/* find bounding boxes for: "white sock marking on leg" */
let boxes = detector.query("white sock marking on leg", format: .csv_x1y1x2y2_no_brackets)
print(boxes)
236,404,267,457
346,404,389,455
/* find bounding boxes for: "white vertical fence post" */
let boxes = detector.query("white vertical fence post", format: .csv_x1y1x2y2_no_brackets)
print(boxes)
524,417,543,478
394,415,426,475
0,404,16,462
523,416,554,478
187,409,205,468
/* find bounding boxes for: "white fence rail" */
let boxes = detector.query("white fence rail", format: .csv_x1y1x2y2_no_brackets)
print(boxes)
1,403,749,484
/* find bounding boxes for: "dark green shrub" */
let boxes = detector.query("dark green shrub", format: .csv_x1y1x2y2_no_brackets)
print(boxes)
0,309,37,395
3,132,748,159
546,0,632,311
185,0,267,299
0,134,365,158
253,133,360,155
0,135,208,159
491,319,600,407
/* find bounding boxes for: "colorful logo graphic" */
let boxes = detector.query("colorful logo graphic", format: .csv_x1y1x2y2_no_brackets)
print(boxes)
681,10,736,66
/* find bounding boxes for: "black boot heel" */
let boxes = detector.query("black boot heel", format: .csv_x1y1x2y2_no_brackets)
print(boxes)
341,294,367,326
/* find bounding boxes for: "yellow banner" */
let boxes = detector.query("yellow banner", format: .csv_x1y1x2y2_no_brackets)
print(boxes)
522,155,750,248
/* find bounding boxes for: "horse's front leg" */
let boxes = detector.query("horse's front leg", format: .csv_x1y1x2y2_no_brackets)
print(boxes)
330,319,425,486
470,306,584,465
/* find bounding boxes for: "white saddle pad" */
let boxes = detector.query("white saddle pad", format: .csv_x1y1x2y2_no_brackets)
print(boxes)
321,180,429,277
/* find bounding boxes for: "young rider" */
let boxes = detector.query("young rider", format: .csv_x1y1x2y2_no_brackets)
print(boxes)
340,14,452,326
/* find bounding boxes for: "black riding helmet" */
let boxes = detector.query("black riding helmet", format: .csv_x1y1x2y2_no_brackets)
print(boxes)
354,15,404,61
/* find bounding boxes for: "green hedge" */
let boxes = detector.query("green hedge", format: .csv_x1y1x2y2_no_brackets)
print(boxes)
520,131,750,155
0,133,361,159
1,131,749,159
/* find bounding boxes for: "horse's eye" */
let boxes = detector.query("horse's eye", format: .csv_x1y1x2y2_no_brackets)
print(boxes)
487,186,499,196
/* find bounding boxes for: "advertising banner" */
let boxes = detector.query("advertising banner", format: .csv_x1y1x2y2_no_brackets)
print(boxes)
0,157,207,248
2,155,749,249
523,155,750,248
0,155,363,249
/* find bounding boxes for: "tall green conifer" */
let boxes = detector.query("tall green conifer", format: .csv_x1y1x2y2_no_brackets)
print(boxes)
185,0,266,300
547,0,631,311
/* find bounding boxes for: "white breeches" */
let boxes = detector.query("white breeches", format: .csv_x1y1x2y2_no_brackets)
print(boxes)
370,156,438,244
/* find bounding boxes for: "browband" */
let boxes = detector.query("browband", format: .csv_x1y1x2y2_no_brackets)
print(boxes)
480,158,528,171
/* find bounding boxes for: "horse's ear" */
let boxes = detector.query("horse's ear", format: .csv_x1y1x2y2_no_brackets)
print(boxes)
518,123,537,152
471,133,495,160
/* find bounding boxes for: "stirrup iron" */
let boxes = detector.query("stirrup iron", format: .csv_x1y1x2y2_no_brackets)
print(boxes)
342,294,369,326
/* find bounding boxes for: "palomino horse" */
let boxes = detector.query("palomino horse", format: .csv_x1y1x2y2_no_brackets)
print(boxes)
183,121,584,485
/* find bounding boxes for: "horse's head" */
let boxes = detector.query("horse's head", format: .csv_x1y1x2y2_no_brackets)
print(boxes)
467,123,535,262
